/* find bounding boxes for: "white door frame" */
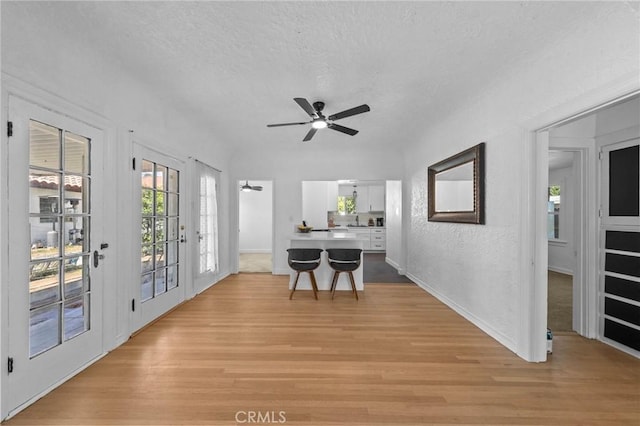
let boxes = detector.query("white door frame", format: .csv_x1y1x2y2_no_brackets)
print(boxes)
521,83,640,362
235,179,275,274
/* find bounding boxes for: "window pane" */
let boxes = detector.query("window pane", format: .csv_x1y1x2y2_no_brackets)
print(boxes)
64,132,90,174
155,243,165,269
141,273,153,302
30,169,61,215
30,304,61,357
141,160,154,188
64,295,88,341
168,168,179,193
30,217,62,260
167,217,178,241
141,244,154,273
156,191,165,216
142,189,154,215
154,268,166,296
155,165,166,191
155,218,165,242
167,242,178,266
30,260,61,309
64,216,89,255
141,218,153,245
64,256,87,298
64,175,89,213
30,120,61,170
167,265,178,290
167,193,178,216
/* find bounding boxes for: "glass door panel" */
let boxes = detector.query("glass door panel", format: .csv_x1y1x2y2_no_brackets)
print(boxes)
6,96,104,418
133,144,185,331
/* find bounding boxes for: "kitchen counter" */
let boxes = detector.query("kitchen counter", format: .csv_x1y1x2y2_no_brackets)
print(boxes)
288,233,364,292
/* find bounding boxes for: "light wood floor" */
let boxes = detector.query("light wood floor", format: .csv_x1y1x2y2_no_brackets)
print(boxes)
5,274,639,425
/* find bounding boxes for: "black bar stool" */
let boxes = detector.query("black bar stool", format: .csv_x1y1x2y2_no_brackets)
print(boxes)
326,248,363,300
286,248,323,300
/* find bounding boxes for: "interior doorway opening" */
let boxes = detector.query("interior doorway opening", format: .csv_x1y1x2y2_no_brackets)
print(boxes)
538,93,639,357
238,180,273,273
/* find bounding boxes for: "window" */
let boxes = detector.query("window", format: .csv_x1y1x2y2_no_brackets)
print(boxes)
337,196,356,215
547,185,560,239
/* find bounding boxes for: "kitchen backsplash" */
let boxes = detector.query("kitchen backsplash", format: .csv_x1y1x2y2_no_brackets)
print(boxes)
327,212,385,227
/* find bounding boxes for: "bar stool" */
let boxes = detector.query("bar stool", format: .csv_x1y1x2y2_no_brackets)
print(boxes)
286,248,323,300
326,248,363,300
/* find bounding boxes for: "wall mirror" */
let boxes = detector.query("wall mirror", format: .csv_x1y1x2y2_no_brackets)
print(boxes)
428,142,485,224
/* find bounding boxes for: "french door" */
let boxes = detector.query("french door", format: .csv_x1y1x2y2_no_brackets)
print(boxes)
5,96,105,416
132,144,186,331
600,138,640,355
194,160,220,294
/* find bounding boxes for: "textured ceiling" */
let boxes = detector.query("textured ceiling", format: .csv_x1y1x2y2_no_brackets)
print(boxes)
2,1,618,153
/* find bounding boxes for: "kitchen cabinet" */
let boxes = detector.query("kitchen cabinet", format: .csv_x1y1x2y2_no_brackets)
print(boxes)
344,228,386,251
355,187,370,213
302,181,338,228
368,185,385,211
350,228,372,250
370,228,386,250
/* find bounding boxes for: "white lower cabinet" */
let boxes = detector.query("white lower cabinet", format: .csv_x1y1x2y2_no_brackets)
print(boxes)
370,228,386,251
348,228,386,251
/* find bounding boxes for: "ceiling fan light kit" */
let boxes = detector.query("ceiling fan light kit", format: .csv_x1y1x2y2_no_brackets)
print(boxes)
267,97,370,142
240,180,263,192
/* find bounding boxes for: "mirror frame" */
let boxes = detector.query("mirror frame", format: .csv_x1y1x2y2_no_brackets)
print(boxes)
428,142,485,224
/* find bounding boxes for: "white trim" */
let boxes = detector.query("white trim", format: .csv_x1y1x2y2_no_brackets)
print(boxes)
408,273,517,353
239,249,272,254
548,266,574,276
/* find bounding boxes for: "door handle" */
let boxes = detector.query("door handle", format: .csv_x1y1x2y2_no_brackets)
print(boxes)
93,250,105,267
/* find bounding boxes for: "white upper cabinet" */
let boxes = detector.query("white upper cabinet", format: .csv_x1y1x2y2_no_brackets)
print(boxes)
368,185,385,211
302,181,339,228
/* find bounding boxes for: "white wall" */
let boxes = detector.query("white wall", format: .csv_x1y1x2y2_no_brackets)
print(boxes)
385,180,403,273
239,181,273,253
401,6,639,356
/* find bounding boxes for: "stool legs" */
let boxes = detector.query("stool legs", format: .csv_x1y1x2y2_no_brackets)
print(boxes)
289,271,319,300
330,271,358,300
348,271,359,300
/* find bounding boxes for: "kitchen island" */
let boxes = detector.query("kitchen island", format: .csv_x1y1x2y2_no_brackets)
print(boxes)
288,232,364,292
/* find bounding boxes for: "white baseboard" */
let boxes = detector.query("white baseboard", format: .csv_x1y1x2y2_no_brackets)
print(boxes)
548,266,573,276
384,257,405,275
406,272,517,354
239,249,272,254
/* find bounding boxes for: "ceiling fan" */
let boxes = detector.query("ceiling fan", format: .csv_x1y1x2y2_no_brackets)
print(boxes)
240,180,263,192
267,98,370,142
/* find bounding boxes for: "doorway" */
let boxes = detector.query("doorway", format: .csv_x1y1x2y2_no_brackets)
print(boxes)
131,144,186,332
5,96,106,417
537,93,639,357
238,180,273,273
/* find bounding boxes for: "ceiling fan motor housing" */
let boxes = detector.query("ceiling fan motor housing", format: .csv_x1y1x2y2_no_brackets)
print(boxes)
312,101,325,114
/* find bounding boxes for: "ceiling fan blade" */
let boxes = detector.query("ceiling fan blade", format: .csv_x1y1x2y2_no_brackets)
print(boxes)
328,123,358,136
328,104,370,121
303,127,318,142
251,186,263,191
294,98,316,117
267,122,308,127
